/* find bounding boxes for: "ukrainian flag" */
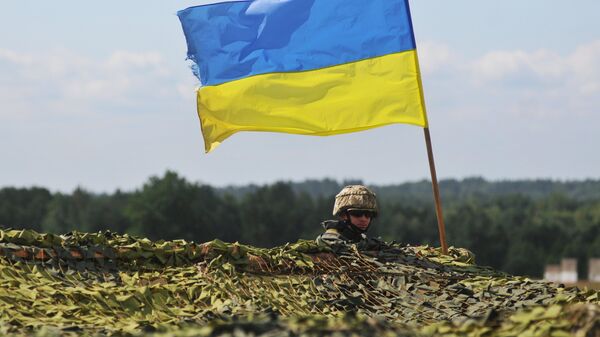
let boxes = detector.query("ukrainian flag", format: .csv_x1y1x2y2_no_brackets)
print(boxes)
178,0,428,152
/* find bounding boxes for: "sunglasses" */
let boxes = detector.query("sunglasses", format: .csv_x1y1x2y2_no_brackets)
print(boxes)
347,210,375,218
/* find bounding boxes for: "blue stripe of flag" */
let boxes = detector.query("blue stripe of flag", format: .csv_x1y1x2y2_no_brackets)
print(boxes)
178,0,416,86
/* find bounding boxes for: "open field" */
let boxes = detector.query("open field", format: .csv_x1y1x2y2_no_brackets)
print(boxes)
0,229,598,336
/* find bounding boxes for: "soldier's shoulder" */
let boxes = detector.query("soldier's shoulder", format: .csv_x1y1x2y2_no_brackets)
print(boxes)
316,228,345,246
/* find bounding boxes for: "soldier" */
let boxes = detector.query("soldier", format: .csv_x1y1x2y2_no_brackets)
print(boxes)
316,185,380,247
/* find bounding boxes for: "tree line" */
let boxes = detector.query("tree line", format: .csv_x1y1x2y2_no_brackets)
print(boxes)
1,171,599,278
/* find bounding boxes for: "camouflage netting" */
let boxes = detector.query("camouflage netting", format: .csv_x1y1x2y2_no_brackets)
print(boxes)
0,228,598,337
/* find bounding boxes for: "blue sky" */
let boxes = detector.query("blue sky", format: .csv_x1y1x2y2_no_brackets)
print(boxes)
1,0,599,192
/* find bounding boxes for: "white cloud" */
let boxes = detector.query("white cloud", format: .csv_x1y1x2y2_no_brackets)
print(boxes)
418,41,456,75
418,40,600,119
0,49,182,119
107,51,162,68
568,40,600,96
0,49,34,65
472,50,565,82
177,82,197,100
469,41,600,94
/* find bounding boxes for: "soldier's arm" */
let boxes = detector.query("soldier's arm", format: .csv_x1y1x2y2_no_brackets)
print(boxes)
316,229,346,247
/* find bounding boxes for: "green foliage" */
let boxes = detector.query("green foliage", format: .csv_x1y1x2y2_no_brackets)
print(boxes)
0,187,52,231
2,173,600,278
124,171,239,242
40,188,131,235
238,182,318,246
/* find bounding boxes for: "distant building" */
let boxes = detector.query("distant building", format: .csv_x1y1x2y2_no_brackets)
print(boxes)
560,258,578,283
589,258,600,282
544,258,579,283
544,264,561,282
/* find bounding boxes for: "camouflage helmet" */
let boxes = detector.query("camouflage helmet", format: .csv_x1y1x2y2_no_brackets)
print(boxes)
332,185,378,216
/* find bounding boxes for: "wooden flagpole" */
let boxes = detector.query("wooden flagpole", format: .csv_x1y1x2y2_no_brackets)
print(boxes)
423,127,448,254
404,0,447,253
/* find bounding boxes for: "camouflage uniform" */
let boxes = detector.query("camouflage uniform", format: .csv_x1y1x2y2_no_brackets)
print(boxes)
316,185,381,248
316,220,366,246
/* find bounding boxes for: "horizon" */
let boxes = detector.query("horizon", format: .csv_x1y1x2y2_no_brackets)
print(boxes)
2,172,599,194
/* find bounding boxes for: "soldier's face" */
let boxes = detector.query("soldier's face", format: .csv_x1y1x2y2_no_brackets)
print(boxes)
346,213,371,231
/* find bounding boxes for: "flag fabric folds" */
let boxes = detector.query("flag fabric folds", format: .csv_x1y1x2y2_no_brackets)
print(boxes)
178,0,428,152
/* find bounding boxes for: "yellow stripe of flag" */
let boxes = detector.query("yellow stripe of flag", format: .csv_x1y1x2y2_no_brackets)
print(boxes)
197,51,428,152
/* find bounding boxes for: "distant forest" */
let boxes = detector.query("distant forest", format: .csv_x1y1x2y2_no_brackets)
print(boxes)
1,171,599,278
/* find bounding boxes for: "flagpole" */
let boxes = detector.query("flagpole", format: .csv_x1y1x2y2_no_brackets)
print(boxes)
405,0,448,254
423,127,448,254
